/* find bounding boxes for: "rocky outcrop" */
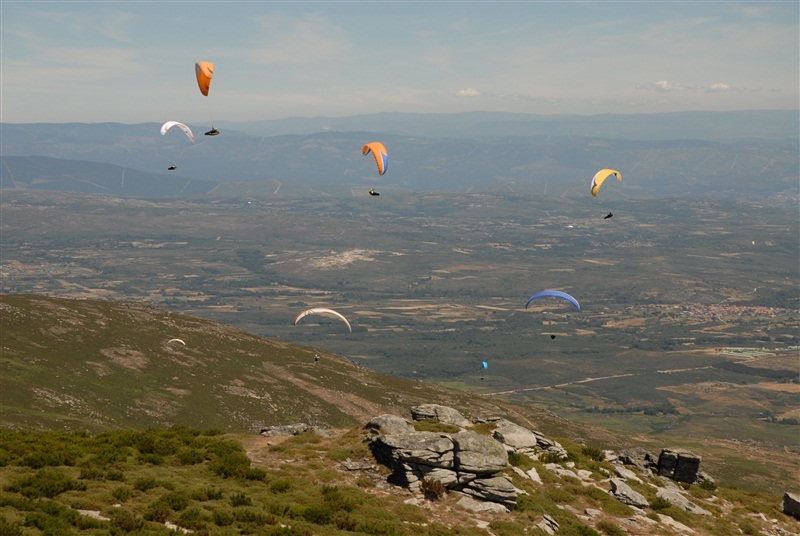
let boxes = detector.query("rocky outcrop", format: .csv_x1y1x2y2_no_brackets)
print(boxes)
658,449,702,483
783,492,800,520
369,428,515,508
365,404,725,520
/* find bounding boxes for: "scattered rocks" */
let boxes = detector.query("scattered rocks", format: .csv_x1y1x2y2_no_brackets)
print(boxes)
536,513,560,535
260,423,323,437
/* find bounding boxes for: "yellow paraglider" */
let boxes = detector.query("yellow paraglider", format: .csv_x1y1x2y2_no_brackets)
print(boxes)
590,169,622,197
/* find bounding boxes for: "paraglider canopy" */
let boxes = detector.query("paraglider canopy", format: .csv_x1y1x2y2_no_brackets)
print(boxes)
525,290,581,311
161,121,195,143
481,361,489,370
293,308,352,333
362,142,388,175
195,61,214,96
166,338,186,346
590,169,622,197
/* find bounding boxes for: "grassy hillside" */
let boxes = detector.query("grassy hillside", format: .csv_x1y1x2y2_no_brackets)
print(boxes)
0,293,598,438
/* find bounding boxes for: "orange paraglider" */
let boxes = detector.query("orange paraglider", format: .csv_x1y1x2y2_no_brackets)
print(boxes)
362,142,388,175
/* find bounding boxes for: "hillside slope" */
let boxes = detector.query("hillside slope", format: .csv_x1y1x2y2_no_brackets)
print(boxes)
0,294,599,440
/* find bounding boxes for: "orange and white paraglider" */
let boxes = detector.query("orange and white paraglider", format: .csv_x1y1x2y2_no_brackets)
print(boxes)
195,61,219,136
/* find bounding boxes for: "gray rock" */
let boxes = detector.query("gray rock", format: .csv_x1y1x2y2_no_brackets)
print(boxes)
619,447,658,474
462,475,517,508
371,431,455,469
610,478,649,508
615,465,643,483
364,414,415,436
658,449,702,483
452,431,509,475
656,489,712,516
526,467,543,484
260,423,314,437
457,495,509,513
536,514,560,535
410,404,470,428
492,419,540,450
783,492,800,520
417,465,459,488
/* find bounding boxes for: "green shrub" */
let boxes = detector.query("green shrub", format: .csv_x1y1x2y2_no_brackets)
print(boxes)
176,447,205,466
78,467,105,481
421,478,446,501
177,507,208,531
269,478,292,493
413,419,461,433
106,469,124,482
193,486,223,501
322,485,361,512
581,445,604,462
109,508,144,532
699,479,717,491
144,501,171,523
5,468,86,498
0,515,23,536
230,492,252,507
164,490,191,511
649,496,672,510
212,509,234,526
596,520,626,535
300,504,335,525
133,476,159,492
507,451,534,470
209,451,251,478
111,485,132,502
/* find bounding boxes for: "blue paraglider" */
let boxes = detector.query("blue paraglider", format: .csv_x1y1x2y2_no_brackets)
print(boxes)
481,361,488,369
525,290,581,311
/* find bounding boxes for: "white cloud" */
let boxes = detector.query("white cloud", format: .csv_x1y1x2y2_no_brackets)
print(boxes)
456,88,482,97
636,81,747,93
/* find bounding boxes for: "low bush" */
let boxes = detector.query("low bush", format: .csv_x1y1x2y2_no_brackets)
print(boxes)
420,478,446,501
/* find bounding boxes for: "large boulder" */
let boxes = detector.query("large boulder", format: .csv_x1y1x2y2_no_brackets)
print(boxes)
452,431,509,475
658,449,702,483
364,414,415,436
410,404,471,428
370,431,455,469
610,478,649,508
492,419,539,450
783,492,800,520
461,475,517,508
656,488,712,516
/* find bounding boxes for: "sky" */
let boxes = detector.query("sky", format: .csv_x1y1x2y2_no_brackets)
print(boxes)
2,1,798,124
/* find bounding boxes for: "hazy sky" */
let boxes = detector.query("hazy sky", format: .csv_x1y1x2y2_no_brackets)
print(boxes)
2,1,798,123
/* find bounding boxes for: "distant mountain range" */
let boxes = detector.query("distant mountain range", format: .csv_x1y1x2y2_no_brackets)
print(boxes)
2,110,797,199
